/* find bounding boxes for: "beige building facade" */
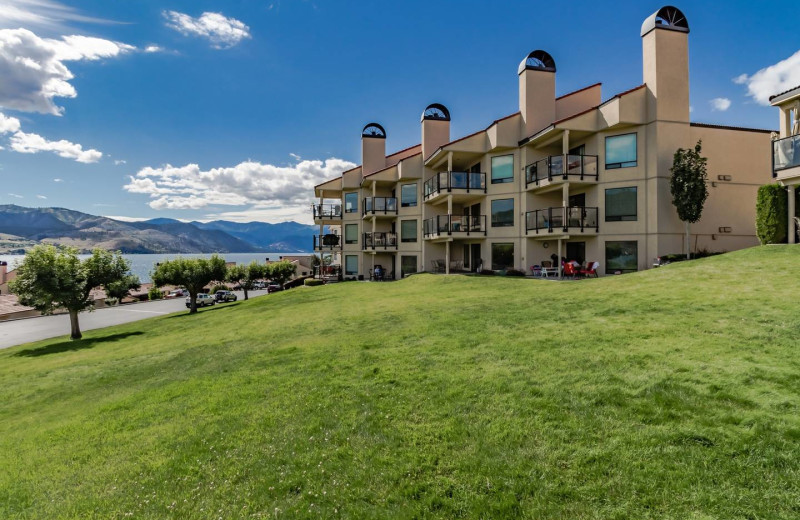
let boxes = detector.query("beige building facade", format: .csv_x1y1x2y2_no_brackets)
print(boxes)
314,6,773,279
770,85,800,242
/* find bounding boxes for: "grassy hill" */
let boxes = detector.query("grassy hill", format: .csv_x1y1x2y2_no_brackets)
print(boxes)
1,247,798,519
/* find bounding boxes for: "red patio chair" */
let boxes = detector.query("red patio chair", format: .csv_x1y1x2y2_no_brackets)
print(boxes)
563,262,578,279
580,261,599,278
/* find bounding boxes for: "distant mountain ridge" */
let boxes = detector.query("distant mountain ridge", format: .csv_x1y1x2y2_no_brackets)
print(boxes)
0,205,316,254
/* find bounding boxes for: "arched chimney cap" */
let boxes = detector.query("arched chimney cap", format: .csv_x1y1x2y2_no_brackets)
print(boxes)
361,123,386,139
421,103,451,122
517,50,556,75
641,6,689,37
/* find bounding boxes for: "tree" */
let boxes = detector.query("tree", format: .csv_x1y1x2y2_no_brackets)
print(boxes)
9,246,135,340
151,255,227,314
755,184,788,244
105,274,141,304
266,260,297,289
670,140,709,259
226,261,265,301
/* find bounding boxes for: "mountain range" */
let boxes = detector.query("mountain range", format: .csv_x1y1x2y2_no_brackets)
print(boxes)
0,205,316,254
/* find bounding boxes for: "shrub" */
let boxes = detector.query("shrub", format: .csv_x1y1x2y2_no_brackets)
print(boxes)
479,269,495,276
148,286,163,300
506,269,526,277
304,279,323,287
756,184,788,244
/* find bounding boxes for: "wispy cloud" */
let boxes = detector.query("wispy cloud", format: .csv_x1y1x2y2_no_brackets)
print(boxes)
36,194,47,199
0,0,122,33
163,11,251,49
8,192,23,199
710,98,731,112
53,178,64,182
114,159,127,165
734,50,800,105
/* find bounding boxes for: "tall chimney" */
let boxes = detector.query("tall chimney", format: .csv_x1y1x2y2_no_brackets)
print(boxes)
361,123,387,176
641,6,690,123
421,103,451,160
0,261,7,285
518,50,556,137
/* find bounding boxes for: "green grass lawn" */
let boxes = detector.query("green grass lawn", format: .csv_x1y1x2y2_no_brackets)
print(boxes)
1,246,799,519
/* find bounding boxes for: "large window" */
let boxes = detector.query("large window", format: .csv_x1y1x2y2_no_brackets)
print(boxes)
605,187,637,221
401,219,417,242
491,243,514,271
345,255,358,275
491,198,514,227
345,224,358,244
605,241,638,274
401,256,417,278
345,192,358,213
401,183,417,207
491,155,514,184
605,133,637,169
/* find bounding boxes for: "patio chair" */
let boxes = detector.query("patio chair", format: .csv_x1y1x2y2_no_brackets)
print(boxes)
563,262,579,279
580,261,600,278
530,265,542,277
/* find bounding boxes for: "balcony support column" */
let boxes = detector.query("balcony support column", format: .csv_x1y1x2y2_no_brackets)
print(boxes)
562,130,570,154
557,238,563,279
447,152,453,172
372,181,376,198
789,184,796,244
562,182,569,208
447,194,453,214
446,241,450,275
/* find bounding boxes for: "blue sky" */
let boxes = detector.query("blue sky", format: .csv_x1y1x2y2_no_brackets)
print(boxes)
0,0,798,224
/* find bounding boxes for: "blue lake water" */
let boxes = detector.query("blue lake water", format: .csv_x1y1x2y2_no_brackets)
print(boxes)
0,253,309,283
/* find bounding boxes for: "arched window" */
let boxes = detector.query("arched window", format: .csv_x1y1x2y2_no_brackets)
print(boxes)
641,6,689,36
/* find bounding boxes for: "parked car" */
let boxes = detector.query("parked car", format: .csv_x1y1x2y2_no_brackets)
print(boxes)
166,288,188,299
267,283,282,293
214,290,237,303
252,281,267,289
186,293,215,308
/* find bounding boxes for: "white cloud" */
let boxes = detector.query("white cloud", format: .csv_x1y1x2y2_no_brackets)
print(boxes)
9,130,102,163
689,105,694,113
36,194,47,199
124,157,355,222
0,112,20,133
104,215,151,222
710,98,731,111
163,11,251,49
114,159,126,165
144,45,163,53
734,50,800,105
289,153,301,161
8,192,23,198
53,177,63,182
0,28,135,115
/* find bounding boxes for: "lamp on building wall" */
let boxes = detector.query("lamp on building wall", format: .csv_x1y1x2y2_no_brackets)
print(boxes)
543,242,549,248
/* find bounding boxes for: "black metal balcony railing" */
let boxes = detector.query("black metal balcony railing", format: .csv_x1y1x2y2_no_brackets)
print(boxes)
423,171,487,200
525,154,598,187
362,197,398,216
313,234,342,251
423,214,487,237
525,207,599,234
773,134,800,176
362,232,398,250
312,203,342,220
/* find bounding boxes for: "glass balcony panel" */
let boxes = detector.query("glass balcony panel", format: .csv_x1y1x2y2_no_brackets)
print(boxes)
774,135,800,171
450,172,468,189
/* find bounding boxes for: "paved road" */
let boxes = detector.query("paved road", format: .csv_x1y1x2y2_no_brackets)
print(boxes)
0,290,269,350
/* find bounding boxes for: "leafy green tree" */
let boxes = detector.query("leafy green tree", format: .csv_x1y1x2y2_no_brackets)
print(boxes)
148,286,163,301
227,261,265,301
266,260,297,289
670,140,709,259
151,255,227,314
756,184,788,244
9,246,135,340
105,274,141,303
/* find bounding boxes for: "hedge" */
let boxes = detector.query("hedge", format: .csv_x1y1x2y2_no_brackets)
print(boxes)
304,279,324,287
756,184,787,245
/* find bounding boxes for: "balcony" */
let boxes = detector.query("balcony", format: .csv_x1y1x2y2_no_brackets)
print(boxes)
525,154,598,191
312,203,342,222
362,232,398,250
773,134,800,179
313,234,342,251
525,207,599,235
423,214,487,239
423,171,486,203
362,197,398,218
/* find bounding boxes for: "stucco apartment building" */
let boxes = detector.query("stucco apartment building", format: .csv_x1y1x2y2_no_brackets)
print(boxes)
313,6,772,279
770,85,800,241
